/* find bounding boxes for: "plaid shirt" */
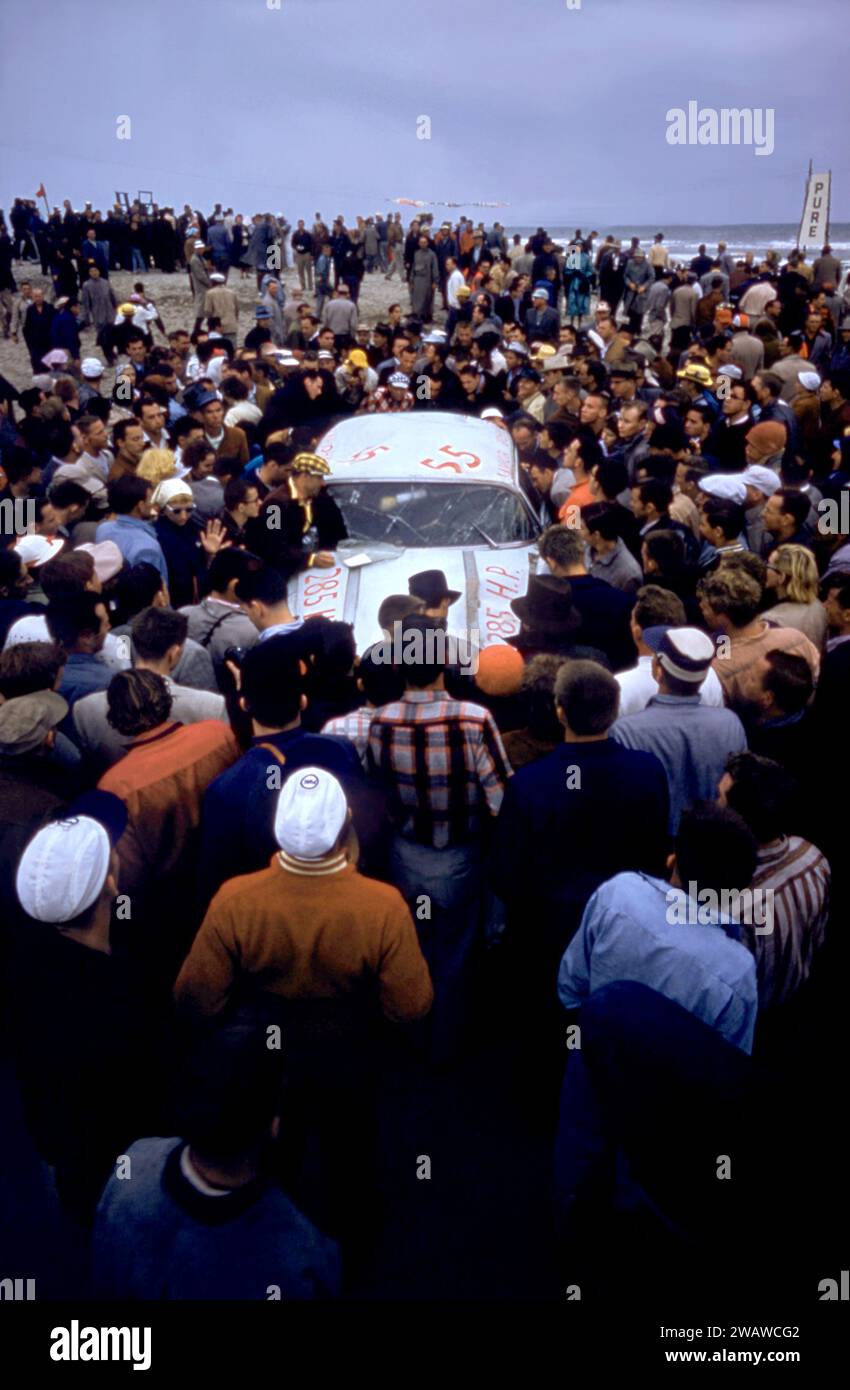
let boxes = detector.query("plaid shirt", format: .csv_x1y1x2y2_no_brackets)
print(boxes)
368,690,512,849
362,386,414,413
322,706,375,768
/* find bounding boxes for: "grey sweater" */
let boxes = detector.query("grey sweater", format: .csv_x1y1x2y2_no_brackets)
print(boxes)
107,628,219,692
93,1137,341,1300
178,598,258,684
73,678,227,768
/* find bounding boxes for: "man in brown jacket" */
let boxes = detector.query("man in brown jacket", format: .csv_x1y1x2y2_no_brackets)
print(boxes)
175,767,433,1025
195,391,249,465
108,418,147,481
176,767,433,1251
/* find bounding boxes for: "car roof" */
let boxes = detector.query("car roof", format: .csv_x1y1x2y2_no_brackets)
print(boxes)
318,410,519,487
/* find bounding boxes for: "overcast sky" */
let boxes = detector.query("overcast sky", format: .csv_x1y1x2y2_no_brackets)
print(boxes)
1,0,847,227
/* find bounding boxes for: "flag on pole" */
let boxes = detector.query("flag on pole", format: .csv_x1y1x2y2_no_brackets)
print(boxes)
35,183,46,199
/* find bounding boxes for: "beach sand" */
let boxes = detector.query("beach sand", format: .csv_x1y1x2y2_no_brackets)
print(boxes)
0,261,439,394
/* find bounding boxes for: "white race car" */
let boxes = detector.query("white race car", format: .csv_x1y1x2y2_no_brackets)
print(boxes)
289,411,541,653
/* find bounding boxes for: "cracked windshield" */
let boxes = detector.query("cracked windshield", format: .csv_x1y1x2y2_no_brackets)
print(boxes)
328,482,538,547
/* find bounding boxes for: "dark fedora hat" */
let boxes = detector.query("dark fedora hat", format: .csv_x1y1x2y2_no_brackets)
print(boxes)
408,569,461,607
509,574,581,637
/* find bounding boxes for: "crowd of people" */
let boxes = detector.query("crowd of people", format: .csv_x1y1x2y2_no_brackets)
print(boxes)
0,196,847,1302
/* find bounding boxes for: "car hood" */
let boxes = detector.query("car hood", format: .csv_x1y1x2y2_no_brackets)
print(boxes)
289,542,537,655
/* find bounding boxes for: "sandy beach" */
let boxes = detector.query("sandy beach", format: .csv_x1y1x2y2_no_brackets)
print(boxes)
0,260,441,395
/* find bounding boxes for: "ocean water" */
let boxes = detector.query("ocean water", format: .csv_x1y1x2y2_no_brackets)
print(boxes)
506,224,850,267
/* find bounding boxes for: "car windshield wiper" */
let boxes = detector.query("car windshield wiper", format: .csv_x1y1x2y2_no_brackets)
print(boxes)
386,512,429,545
471,522,499,548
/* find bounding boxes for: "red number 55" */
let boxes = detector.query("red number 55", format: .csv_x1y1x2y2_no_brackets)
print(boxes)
418,445,482,472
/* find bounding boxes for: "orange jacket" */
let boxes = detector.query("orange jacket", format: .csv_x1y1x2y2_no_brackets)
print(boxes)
558,477,596,522
174,855,434,1024
99,719,238,897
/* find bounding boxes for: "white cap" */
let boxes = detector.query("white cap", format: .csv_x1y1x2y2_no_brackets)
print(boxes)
16,816,111,923
225,402,263,428
51,466,107,502
587,330,605,352
209,272,226,283
741,464,781,498
76,540,125,583
656,626,715,683
798,370,821,391
14,534,65,567
3,614,51,649
274,767,348,861
716,363,743,380
699,474,747,504
81,357,105,379
480,407,504,420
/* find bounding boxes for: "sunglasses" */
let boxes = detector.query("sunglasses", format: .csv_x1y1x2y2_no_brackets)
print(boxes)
167,505,194,515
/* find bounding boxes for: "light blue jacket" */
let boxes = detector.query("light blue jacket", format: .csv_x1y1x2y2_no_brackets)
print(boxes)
558,872,758,1052
611,693,747,833
96,515,168,583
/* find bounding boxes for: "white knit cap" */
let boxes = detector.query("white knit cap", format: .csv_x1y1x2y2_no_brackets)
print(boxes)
698,474,747,504
657,626,715,683
274,767,348,860
16,816,111,923
741,464,781,498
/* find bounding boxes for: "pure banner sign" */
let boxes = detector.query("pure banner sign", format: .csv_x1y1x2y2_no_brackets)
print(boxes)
797,171,830,249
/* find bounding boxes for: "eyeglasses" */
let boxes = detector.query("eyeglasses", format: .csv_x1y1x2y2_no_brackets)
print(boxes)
167,505,194,515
